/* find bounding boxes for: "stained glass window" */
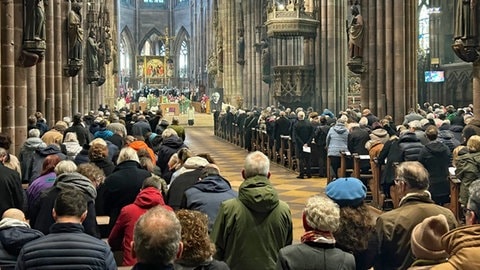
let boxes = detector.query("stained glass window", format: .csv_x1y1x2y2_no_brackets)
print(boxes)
418,0,429,52
179,40,188,78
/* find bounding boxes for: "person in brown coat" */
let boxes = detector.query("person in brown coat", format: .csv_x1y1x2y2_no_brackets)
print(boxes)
431,180,480,270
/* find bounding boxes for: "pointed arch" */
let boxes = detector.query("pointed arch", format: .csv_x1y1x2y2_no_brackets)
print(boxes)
120,26,135,78
174,26,191,84
138,28,165,55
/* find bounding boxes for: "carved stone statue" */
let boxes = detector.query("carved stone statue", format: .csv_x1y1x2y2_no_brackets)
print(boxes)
68,3,83,61
25,0,46,41
348,5,364,60
104,26,112,64
261,39,271,83
86,30,100,81
237,34,245,65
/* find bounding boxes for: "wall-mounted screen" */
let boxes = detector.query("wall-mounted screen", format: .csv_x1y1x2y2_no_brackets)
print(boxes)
425,71,445,83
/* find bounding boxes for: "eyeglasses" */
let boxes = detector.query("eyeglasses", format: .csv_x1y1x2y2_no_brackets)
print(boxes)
394,178,405,185
463,207,475,216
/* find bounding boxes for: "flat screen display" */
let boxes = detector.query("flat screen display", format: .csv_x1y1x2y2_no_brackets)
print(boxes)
425,71,445,83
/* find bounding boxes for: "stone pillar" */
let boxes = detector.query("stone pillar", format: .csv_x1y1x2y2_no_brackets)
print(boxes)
316,0,347,114
54,0,63,120
36,60,46,114
14,0,27,154
27,67,37,116
45,0,55,125
474,62,480,115
72,76,78,114
362,0,417,123
61,1,71,118
1,0,15,148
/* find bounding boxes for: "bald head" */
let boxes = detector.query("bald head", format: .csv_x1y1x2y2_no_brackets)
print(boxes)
2,208,26,222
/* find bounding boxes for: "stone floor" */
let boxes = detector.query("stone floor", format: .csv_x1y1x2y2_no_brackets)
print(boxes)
182,112,328,243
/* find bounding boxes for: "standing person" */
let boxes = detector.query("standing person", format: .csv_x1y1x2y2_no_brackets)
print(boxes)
211,151,292,270
0,148,25,216
19,129,46,183
418,125,451,205
130,206,183,270
431,180,480,269
326,116,349,179
375,161,458,270
103,147,150,230
454,135,480,206
64,113,91,147
326,177,377,270
276,195,355,270
108,176,172,266
187,103,195,126
312,115,330,177
16,189,116,270
174,210,229,270
293,111,314,179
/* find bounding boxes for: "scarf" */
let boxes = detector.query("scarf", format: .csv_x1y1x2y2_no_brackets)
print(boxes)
300,230,336,244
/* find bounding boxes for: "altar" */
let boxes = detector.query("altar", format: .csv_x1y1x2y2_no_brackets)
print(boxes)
160,103,180,116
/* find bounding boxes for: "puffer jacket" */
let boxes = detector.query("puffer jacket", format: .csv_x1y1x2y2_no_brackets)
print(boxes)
16,223,116,270
418,141,451,204
211,175,292,270
431,225,480,270
29,145,66,183
326,123,349,157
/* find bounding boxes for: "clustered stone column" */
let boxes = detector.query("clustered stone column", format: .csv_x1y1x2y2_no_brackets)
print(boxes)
361,0,417,123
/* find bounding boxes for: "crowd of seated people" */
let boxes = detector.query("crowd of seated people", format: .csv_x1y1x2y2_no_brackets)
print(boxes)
0,102,478,269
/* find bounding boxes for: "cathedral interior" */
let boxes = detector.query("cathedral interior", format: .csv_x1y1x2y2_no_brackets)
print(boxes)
0,0,479,153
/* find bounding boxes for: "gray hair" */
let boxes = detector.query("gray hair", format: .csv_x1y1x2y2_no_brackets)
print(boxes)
304,195,340,232
28,128,41,138
396,161,429,191
134,206,182,265
54,160,78,175
117,147,140,164
243,151,269,179
162,128,178,139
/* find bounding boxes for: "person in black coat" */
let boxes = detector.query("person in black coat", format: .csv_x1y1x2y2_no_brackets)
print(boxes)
103,147,151,230
64,113,91,147
348,119,371,173
274,111,291,151
293,111,314,179
418,125,451,205
156,129,187,183
0,149,25,216
17,189,116,269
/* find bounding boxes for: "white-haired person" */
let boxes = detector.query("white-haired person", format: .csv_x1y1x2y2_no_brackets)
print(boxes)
103,147,151,230
276,195,355,270
156,128,187,184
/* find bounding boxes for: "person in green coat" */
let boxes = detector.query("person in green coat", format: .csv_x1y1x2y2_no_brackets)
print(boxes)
211,151,292,270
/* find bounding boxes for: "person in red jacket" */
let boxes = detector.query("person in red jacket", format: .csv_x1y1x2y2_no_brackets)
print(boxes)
108,176,172,266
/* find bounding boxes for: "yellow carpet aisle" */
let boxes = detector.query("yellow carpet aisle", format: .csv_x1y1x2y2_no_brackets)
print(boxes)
179,113,328,243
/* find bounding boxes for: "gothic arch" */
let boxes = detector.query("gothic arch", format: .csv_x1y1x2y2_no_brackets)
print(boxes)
138,28,165,54
119,26,136,78
120,26,135,56
173,26,190,55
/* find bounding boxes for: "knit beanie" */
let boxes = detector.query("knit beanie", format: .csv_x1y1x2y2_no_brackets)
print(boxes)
411,214,449,260
325,177,366,207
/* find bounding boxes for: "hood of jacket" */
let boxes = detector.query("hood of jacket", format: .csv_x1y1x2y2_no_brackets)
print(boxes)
439,225,480,268
399,131,420,143
0,218,30,230
238,175,279,213
467,119,480,128
183,156,209,169
54,172,97,200
192,175,234,193
134,187,169,209
38,144,62,156
23,137,47,150
438,130,454,140
424,141,448,154
129,140,150,152
333,123,348,134
162,136,185,148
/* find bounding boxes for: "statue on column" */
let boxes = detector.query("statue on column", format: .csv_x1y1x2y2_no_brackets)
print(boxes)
237,29,245,65
86,30,100,83
67,2,84,71
261,38,271,84
452,0,480,62
104,26,113,64
348,5,364,61
21,0,46,67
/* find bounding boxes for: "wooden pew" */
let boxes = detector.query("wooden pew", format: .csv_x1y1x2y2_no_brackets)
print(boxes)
338,151,353,178
280,135,290,168
352,153,374,203
369,158,383,209
449,167,461,223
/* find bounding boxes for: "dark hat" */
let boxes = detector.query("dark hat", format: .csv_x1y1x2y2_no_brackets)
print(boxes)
326,177,366,207
411,214,449,260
